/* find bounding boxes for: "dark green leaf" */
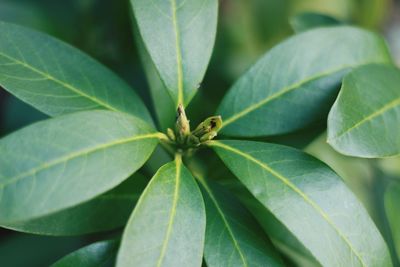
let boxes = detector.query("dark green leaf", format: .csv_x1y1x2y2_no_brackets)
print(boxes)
198,177,284,267
2,173,148,236
52,240,118,267
117,158,205,267
0,110,159,224
0,1,50,32
210,140,392,267
1,95,47,134
217,26,392,137
0,233,84,267
385,182,400,261
131,0,218,106
328,64,400,158
0,21,152,123
290,12,343,33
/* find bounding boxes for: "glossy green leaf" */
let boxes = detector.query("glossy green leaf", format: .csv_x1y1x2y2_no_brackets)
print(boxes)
385,182,400,261
0,21,152,123
198,177,284,267
131,0,218,106
328,64,400,158
218,26,392,137
2,173,148,236
52,240,118,267
210,140,392,267
117,158,205,267
290,12,343,33
0,110,159,224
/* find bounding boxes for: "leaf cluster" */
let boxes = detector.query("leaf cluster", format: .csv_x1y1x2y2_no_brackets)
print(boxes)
0,1,399,267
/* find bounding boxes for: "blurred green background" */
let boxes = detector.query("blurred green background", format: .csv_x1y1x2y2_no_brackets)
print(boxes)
0,0,400,266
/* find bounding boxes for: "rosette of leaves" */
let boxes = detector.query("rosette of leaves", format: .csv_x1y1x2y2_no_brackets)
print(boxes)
0,1,399,266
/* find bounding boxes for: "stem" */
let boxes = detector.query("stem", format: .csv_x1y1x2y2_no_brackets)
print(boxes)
175,152,182,164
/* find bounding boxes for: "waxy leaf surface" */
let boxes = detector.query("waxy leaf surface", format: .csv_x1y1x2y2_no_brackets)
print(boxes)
0,110,158,224
211,140,392,267
199,177,284,267
0,21,151,123
2,174,148,236
52,240,118,267
328,64,400,158
131,0,218,106
218,26,392,137
117,159,205,267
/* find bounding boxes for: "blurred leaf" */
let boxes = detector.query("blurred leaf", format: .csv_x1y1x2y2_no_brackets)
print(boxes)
117,159,205,267
2,173,148,236
290,0,389,29
379,156,400,178
290,12,343,33
1,95,47,134
328,64,400,158
211,140,392,267
198,177,284,267
130,0,218,107
385,181,400,261
218,26,392,137
0,21,152,123
0,110,159,224
0,1,50,32
52,239,118,267
0,233,84,267
352,0,389,29
290,0,353,21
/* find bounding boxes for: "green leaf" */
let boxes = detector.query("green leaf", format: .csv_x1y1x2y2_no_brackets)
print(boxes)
117,157,205,267
328,64,400,158
210,140,392,267
0,110,159,224
130,0,218,107
52,240,118,267
217,26,392,137
132,17,176,131
243,197,321,267
2,173,148,236
385,182,400,261
198,177,284,267
290,12,343,33
0,21,152,123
